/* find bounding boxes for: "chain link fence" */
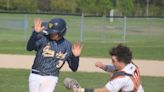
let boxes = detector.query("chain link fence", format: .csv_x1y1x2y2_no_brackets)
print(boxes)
0,13,164,44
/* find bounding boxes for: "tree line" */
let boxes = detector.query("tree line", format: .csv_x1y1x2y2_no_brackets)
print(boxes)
0,0,163,16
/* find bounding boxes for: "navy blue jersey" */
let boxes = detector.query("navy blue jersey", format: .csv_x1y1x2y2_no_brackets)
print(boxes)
26,31,79,76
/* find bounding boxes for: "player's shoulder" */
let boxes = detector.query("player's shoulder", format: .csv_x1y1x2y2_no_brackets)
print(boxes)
111,73,130,82
122,63,137,74
62,38,72,46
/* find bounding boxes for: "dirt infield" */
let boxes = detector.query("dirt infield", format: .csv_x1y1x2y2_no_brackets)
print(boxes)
0,54,164,77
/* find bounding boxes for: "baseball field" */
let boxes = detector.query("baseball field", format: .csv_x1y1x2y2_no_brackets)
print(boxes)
0,13,164,92
0,13,164,60
0,69,164,92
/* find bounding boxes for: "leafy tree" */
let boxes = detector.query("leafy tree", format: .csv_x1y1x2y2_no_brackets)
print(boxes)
116,0,134,16
76,0,113,15
0,0,163,16
76,0,94,14
37,0,51,11
50,0,77,13
94,0,112,15
11,0,38,12
0,0,7,10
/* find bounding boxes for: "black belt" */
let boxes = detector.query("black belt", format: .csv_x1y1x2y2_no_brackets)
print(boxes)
31,70,58,76
32,71,43,75
32,71,40,75
32,71,51,76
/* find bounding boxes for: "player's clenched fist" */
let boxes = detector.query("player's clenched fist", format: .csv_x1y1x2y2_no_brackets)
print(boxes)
34,18,45,32
95,61,105,69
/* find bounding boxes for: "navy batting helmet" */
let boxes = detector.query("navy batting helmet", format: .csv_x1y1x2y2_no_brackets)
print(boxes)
46,18,67,36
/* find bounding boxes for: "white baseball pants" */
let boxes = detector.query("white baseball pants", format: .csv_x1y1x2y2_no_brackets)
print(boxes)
29,73,58,92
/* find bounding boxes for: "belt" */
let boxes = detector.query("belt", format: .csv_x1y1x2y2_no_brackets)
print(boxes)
32,71,40,75
31,70,58,76
32,71,51,76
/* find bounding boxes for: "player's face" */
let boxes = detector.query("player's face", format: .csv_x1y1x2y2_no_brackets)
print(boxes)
111,56,122,70
50,33,60,41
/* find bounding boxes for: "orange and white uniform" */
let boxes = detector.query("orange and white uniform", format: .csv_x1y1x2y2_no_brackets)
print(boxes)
105,63,144,92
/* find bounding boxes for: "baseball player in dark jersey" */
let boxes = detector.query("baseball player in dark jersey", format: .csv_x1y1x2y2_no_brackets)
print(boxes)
27,18,83,92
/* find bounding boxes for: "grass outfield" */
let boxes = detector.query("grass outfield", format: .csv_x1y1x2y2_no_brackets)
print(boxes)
0,13,164,60
0,69,164,92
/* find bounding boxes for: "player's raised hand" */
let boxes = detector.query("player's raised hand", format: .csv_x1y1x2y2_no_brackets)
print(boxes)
72,42,83,57
34,18,45,32
95,61,105,69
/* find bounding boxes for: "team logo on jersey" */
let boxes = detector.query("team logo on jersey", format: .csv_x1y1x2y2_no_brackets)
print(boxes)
42,43,55,57
55,52,67,59
55,52,67,69
42,43,67,60
56,60,64,68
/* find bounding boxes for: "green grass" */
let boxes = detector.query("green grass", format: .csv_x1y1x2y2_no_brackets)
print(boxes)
0,68,164,92
0,13,164,60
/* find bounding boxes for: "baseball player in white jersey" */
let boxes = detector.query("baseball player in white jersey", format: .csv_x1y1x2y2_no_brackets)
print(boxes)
63,44,144,92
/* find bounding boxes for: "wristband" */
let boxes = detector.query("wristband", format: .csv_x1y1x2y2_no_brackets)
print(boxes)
85,88,94,92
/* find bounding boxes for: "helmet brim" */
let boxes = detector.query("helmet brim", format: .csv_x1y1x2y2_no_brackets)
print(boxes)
45,28,59,34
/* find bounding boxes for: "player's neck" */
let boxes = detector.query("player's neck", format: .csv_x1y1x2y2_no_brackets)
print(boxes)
117,63,126,71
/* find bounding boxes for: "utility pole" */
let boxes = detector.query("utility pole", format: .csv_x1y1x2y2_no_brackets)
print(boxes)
146,0,149,16
7,0,10,10
80,13,84,42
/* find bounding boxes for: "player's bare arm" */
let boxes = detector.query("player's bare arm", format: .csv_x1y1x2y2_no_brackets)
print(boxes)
95,62,115,72
95,61,105,69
